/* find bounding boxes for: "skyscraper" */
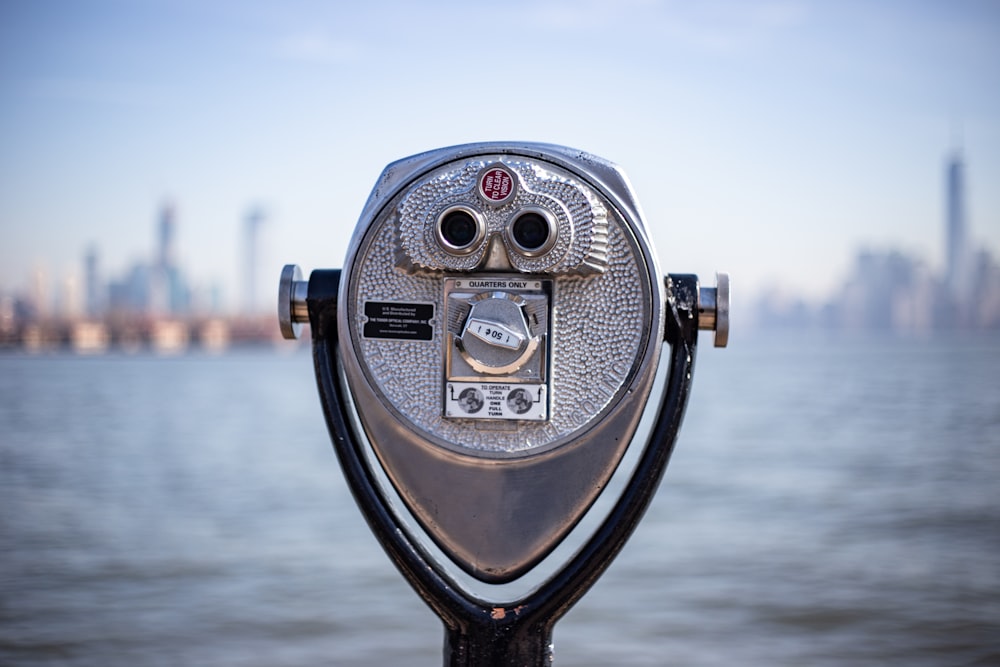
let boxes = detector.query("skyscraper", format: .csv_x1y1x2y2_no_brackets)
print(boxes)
150,201,187,315
945,150,968,303
84,245,101,318
158,202,176,273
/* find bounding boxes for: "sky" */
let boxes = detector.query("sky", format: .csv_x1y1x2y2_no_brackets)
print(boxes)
1,0,998,313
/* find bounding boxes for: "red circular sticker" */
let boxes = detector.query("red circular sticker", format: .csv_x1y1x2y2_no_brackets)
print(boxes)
478,167,515,203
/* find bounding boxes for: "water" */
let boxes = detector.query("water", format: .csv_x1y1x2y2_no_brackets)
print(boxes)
1,336,998,666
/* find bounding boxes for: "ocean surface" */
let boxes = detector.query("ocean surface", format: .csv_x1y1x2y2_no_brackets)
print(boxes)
1,334,998,666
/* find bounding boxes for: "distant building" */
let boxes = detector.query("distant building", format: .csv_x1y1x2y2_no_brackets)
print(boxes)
149,202,188,315
837,250,938,334
84,245,102,318
969,249,1000,330
945,152,967,295
108,261,151,315
945,151,972,316
30,265,49,319
158,202,176,272
105,202,190,318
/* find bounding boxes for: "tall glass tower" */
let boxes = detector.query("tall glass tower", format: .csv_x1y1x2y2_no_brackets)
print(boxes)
945,151,967,302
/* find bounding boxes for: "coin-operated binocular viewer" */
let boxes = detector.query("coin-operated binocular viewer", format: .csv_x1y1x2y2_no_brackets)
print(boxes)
279,143,728,665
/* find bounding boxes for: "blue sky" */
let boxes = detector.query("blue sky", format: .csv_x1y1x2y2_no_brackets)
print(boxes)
1,0,998,312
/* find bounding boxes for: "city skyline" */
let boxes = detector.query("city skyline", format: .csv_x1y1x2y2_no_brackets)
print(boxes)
5,146,998,335
2,1,999,309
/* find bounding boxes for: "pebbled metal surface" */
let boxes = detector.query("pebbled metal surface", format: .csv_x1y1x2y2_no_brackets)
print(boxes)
349,157,649,454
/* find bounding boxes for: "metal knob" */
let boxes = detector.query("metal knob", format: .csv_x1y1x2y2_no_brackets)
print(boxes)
697,272,730,348
278,264,309,340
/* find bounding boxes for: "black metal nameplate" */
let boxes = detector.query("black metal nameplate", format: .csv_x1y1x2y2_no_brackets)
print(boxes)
363,302,434,341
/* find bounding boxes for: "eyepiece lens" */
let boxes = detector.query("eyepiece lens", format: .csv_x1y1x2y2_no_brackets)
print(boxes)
511,212,550,252
439,209,479,249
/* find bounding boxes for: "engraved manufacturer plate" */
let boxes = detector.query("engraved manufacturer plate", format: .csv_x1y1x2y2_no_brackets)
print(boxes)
362,301,434,341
